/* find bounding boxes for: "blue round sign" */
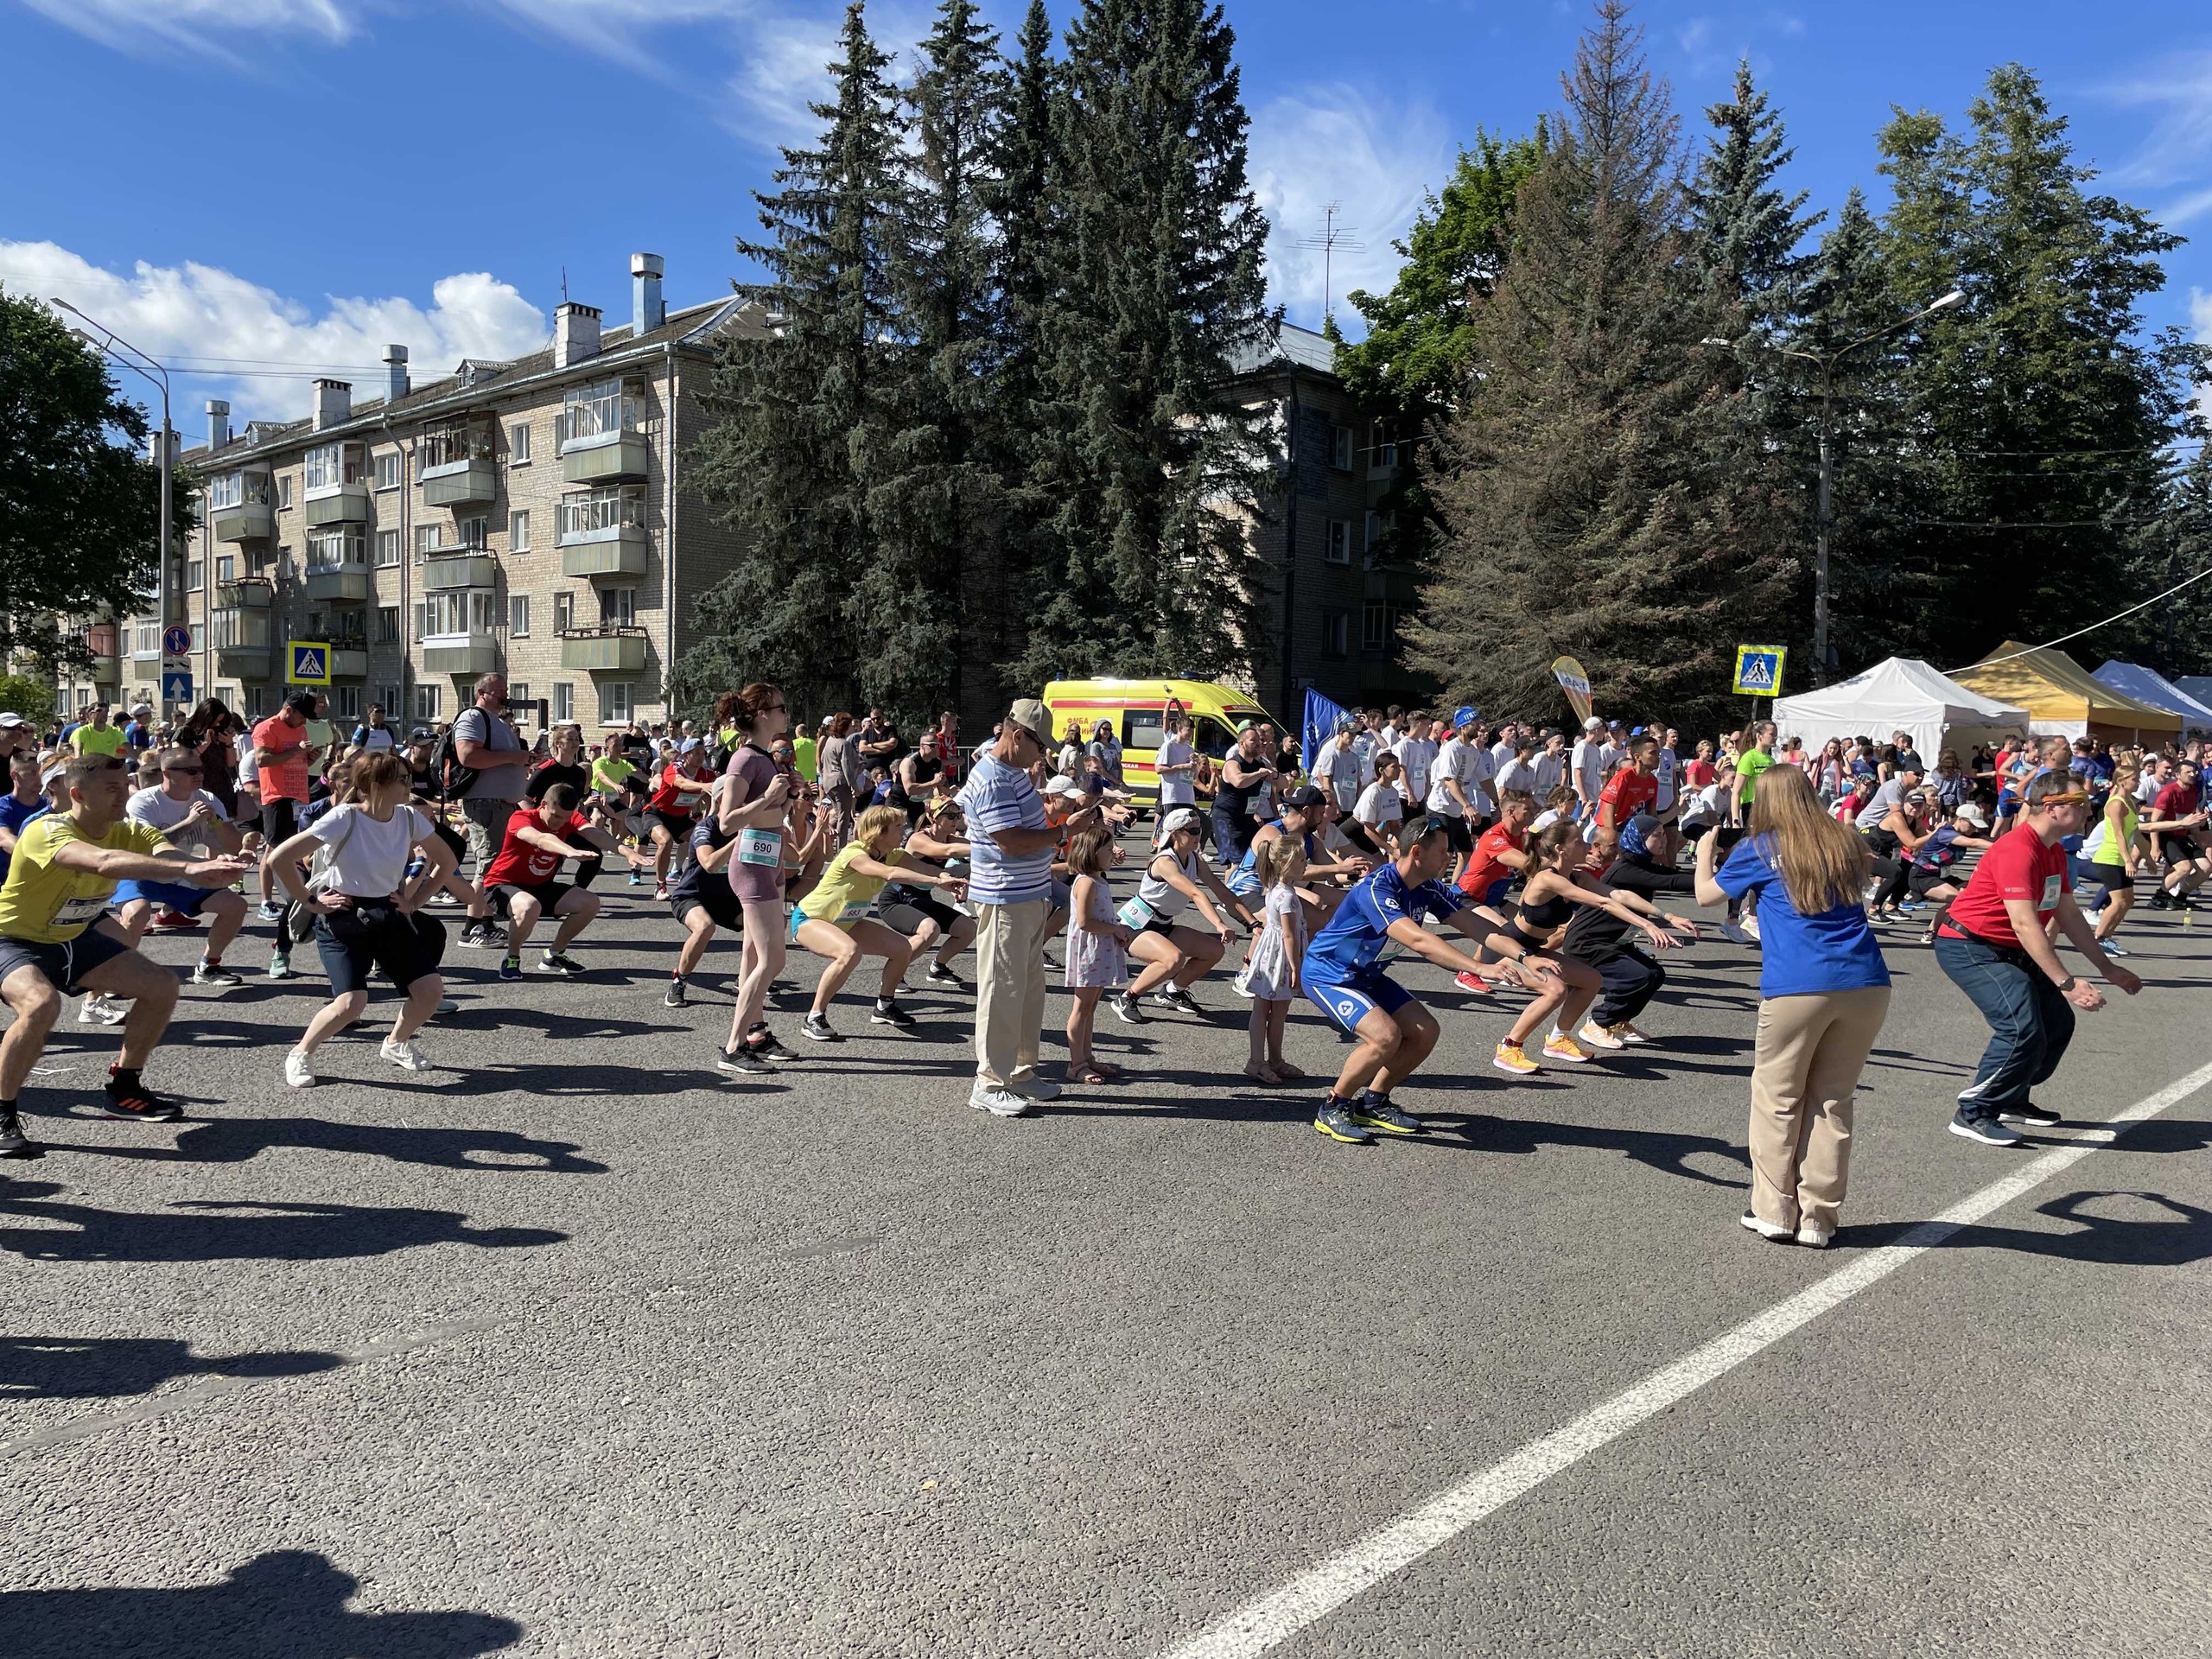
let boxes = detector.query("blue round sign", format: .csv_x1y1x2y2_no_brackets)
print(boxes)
162,625,192,656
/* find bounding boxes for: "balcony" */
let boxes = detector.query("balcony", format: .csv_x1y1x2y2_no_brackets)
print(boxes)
558,626,648,672
421,457,497,507
557,489,648,578
304,484,370,525
88,653,119,683
560,430,650,484
328,647,370,679
211,501,275,542
215,578,273,609
562,537,649,579
305,561,371,602
130,653,160,683
423,554,499,592
216,645,271,680
422,632,501,677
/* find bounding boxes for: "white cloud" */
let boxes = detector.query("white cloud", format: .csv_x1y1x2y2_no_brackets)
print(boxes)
2101,50,2212,226
20,0,353,60
0,239,548,431
1248,86,1452,334
715,3,940,154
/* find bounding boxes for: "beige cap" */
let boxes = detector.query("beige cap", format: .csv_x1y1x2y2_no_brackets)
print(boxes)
1007,698,1055,748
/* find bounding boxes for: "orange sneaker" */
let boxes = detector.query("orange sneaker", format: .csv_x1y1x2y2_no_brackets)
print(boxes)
1541,1033,1592,1065
1492,1039,1540,1077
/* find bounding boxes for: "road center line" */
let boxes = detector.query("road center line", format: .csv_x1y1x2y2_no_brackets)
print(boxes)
1,1317,510,1459
1156,1058,2212,1659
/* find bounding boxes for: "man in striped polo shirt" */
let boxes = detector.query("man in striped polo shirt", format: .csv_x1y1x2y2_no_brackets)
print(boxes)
960,699,1104,1117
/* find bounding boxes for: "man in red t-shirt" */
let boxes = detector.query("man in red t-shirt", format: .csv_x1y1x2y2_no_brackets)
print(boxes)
1594,733,1661,862
251,690,322,917
481,782,643,980
2147,761,2209,909
645,749,715,899
1452,789,1537,991
1933,769,2139,1147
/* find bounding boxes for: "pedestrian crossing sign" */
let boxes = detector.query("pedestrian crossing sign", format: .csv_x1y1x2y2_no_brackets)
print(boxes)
1732,645,1785,697
289,641,332,685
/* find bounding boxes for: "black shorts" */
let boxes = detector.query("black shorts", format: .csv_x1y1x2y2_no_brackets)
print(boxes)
312,903,446,996
492,881,573,917
0,927,130,997
671,887,744,932
881,887,958,931
1906,866,1957,899
2161,841,2202,871
432,821,467,860
260,798,301,843
1440,816,1474,855
647,810,695,842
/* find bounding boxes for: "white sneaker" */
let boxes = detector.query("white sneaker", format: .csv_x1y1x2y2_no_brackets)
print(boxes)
1741,912,1761,941
79,995,128,1026
1576,1020,1626,1051
380,1038,431,1072
1795,1224,1834,1249
1009,1076,1063,1102
284,1049,316,1089
1720,921,1751,946
969,1081,1032,1118
1739,1210,1793,1242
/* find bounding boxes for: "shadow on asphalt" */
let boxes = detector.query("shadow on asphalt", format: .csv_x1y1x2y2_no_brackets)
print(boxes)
0,1187,565,1263
1845,1189,2212,1265
0,1335,344,1401
0,1550,521,1658
34,1116,607,1175
1452,1112,1752,1187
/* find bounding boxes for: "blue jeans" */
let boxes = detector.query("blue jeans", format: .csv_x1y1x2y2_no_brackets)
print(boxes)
1934,931,2075,1118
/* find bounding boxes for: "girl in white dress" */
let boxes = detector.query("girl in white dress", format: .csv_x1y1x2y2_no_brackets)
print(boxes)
1236,836,1307,1083
1063,827,1133,1084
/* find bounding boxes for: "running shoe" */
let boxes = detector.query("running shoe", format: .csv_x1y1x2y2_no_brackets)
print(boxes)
537,951,585,976
2101,940,2129,958
664,976,689,1007
715,1044,773,1076
284,1050,316,1089
1794,1224,1834,1249
1740,912,1762,941
103,1071,182,1122
0,1109,44,1160
801,1011,842,1043
969,1081,1033,1117
151,909,200,931
1948,1109,2022,1147
498,955,522,982
924,963,969,989
1997,1101,2063,1128
1739,1210,1795,1243
869,1000,918,1031
1154,988,1205,1017
79,994,127,1026
1009,1075,1063,1102
747,1027,801,1065
461,920,502,949
1313,1098,1376,1145
380,1038,432,1072
434,997,459,1015
1492,1039,1540,1077
268,950,295,980
1719,921,1751,945
1610,1022,1656,1046
1109,991,1148,1025
257,900,285,921
1455,970,1491,995
1541,1032,1593,1065
192,962,243,988
628,868,644,887
2146,891,2171,911
1349,1094,1423,1135
653,884,670,901
1576,1021,1626,1051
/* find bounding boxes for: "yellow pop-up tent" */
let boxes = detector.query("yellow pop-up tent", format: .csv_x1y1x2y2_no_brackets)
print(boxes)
1952,641,2182,746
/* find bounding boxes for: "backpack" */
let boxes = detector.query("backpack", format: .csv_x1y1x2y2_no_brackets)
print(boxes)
427,721,480,803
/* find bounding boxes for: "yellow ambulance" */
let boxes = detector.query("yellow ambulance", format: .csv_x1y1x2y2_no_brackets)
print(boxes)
1041,678,1285,806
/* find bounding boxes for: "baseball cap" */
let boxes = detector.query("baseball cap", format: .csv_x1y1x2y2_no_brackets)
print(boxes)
1583,716,1604,731
1160,807,1203,836
1281,784,1327,810
283,689,319,716
1042,776,1085,798
0,713,25,729
1006,698,1055,749
1452,705,1480,729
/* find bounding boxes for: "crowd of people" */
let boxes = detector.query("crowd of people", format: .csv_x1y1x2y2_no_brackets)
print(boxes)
4,681,2202,1249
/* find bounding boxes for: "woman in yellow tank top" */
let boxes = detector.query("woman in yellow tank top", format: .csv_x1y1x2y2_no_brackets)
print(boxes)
790,805,965,1042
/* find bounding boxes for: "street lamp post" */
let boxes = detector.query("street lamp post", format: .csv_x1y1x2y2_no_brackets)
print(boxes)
52,298,174,709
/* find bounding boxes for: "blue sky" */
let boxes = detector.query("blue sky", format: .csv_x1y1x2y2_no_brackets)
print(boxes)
3,0,2208,432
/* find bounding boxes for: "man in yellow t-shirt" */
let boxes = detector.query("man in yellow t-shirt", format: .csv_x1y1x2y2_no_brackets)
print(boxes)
0,753,252,1154
69,703,126,760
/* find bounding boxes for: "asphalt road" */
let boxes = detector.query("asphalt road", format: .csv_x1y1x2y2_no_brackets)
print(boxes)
3,856,2209,1657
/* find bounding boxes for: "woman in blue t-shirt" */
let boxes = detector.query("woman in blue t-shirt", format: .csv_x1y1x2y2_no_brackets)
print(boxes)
1695,764,1891,1250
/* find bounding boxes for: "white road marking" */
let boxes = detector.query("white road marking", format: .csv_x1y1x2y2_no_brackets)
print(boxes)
1157,1058,2212,1659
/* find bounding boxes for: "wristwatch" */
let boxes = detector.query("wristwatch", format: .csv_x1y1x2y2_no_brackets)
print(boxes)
2056,975,2078,993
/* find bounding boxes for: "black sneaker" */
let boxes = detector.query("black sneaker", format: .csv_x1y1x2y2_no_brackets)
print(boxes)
747,1027,801,1065
1154,988,1205,1017
1350,1094,1424,1136
1948,1109,2022,1147
0,1109,42,1160
498,955,522,981
2147,891,2171,911
191,962,243,988
869,1001,918,1031
924,963,969,988
1109,991,1148,1025
1314,1099,1376,1145
800,1012,841,1043
664,976,689,1008
1998,1101,2064,1128
103,1075,182,1122
461,920,503,949
715,1044,773,1075
537,951,585,976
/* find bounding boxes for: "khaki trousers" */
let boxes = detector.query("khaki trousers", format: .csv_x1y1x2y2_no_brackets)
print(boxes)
1747,986,1891,1234
973,899,1052,1089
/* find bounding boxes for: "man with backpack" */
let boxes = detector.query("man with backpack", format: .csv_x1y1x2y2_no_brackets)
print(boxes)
445,674,532,949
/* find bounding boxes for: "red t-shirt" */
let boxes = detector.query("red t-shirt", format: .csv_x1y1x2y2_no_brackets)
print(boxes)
649,764,698,817
485,807,586,889
1457,822,1527,896
1941,824,2069,948
1599,768,1657,824
1683,760,1716,789
251,714,312,804
2153,781,2201,822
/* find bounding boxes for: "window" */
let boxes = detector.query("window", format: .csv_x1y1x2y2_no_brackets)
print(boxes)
1363,602,1395,653
419,423,487,470
374,451,401,490
1330,424,1352,470
414,683,442,722
208,473,241,510
245,685,267,720
509,510,531,552
508,683,532,725
1323,610,1350,656
423,590,498,637
1325,520,1351,565
552,682,575,722
378,684,401,717
1126,709,1165,752
328,685,360,721
216,555,235,583
415,524,443,560
553,591,575,632
376,607,400,644
457,515,489,550
1363,511,1395,564
559,377,642,447
132,621,157,655
601,681,633,724
304,443,340,492
507,421,531,466
510,594,531,638
601,586,634,626
277,475,294,511
412,602,427,644
186,557,205,591
375,530,401,567
306,527,366,571
558,486,645,541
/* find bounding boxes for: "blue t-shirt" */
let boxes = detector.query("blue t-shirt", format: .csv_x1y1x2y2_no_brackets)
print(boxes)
0,793,47,885
955,751,1054,906
1303,861,1463,984
1715,835,1890,999
1911,823,1967,872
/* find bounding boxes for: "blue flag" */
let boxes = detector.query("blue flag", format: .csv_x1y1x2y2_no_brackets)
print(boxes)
1301,688,1353,782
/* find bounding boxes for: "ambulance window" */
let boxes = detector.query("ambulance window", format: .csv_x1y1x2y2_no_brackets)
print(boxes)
1195,717,1234,757
1126,709,1165,751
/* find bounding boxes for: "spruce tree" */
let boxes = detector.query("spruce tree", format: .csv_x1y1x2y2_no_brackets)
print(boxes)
1410,1,1795,732
1687,60,1821,331
685,1,906,716
1014,0,1275,685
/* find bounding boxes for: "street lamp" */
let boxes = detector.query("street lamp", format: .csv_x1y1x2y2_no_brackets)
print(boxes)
52,297,174,705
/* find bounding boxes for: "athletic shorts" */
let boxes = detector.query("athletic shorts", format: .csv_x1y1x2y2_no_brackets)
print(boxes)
114,878,213,916
1305,966,1414,1034
260,798,302,843
0,927,130,996
671,889,745,932
1906,866,1958,900
881,887,957,931
791,906,861,943
1438,816,1474,855
2073,858,2132,896
491,880,573,917
313,903,446,996
2161,842,2202,871
647,810,695,841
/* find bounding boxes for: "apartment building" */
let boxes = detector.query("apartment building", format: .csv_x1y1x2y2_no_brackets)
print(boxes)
131,254,763,735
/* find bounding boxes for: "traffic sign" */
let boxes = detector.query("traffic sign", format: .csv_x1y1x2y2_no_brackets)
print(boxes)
162,671,193,706
288,641,331,685
162,625,192,656
1732,645,1786,697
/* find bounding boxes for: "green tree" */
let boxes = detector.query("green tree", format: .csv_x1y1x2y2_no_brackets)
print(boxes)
1014,0,1275,684
1687,59,1821,330
0,289,164,677
0,672,56,724
685,1,907,717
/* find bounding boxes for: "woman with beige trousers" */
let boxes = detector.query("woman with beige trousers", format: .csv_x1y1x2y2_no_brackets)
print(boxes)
1695,765,1891,1249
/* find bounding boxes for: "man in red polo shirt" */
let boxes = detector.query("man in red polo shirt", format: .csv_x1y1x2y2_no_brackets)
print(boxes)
1933,768,2139,1147
1594,732,1661,862
2147,760,2208,910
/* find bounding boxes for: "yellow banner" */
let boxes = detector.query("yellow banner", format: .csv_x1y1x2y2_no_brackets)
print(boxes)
1551,656,1592,724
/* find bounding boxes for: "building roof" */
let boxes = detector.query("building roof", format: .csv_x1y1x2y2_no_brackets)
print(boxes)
1227,319,1340,380
180,295,770,467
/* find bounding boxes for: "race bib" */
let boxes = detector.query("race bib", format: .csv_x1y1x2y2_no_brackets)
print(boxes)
55,896,109,925
2041,874,2063,909
838,900,869,922
1116,894,1156,929
736,828,781,868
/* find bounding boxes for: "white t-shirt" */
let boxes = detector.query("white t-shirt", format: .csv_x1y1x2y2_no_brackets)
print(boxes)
1571,739,1605,804
1653,747,1678,811
1534,751,1566,801
1680,782,1730,829
1465,742,1497,817
1496,758,1540,798
1155,734,1195,806
1395,736,1437,804
307,802,432,898
355,724,397,753
1426,737,1481,818
236,730,259,788
126,785,228,858
1490,740,1517,777
1354,781,1403,828
1319,742,1363,812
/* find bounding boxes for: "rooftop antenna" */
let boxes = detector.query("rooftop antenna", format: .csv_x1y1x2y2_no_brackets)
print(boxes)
1295,203,1366,327
561,265,569,304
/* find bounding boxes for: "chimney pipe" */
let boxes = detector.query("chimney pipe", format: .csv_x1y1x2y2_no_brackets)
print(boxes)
311,378,353,430
632,252,665,336
207,398,232,449
383,344,410,406
553,302,602,369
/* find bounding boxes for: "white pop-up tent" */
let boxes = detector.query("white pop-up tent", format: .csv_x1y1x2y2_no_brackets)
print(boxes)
1773,656,2031,762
